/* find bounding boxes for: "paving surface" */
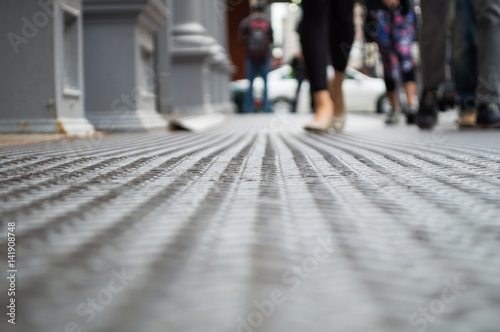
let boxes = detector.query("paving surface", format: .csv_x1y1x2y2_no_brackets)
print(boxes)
1,113,500,332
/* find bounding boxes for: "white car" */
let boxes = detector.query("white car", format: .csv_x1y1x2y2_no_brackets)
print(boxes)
336,67,388,113
230,65,388,113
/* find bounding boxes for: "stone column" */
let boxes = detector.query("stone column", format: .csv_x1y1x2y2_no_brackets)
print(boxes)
156,0,174,114
83,0,168,131
170,0,216,114
206,0,234,113
213,0,235,113
0,0,94,134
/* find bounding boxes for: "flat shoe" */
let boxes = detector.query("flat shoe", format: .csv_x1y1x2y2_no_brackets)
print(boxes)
332,114,346,132
304,118,332,131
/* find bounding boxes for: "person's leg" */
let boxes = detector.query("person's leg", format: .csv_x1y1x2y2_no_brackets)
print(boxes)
244,57,256,113
387,90,400,110
293,78,303,113
420,0,453,89
328,0,354,120
300,0,334,129
368,9,400,122
453,0,477,109
453,0,478,127
328,70,346,115
403,81,417,107
470,0,500,127
393,11,418,123
300,0,328,94
261,57,272,113
417,0,453,129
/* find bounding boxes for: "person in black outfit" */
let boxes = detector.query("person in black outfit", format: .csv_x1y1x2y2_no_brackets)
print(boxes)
300,0,355,131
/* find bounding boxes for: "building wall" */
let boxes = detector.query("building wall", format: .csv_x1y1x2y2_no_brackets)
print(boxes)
0,0,234,133
0,1,56,121
0,0,94,134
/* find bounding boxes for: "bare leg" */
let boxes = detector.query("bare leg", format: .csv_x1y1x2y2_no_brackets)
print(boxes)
304,90,335,131
313,90,334,121
387,90,400,110
404,81,417,106
329,69,346,117
385,89,401,124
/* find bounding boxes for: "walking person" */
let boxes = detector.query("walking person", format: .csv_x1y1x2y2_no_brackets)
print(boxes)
240,3,274,113
468,0,500,127
366,0,418,124
300,0,355,131
416,0,500,129
452,0,477,127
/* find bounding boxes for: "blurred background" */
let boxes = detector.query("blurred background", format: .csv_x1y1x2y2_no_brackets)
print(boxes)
228,0,423,115
0,0,429,135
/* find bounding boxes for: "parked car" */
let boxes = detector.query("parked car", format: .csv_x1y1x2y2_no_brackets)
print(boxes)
230,65,388,113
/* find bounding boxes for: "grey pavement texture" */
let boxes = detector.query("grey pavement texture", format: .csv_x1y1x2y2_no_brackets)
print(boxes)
1,114,500,332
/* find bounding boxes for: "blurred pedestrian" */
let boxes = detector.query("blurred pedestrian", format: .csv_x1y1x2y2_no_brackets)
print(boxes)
290,51,307,113
453,0,478,127
366,0,418,125
417,0,500,129
470,0,500,128
240,3,274,113
300,0,355,131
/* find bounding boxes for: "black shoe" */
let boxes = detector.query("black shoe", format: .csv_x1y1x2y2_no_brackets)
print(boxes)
416,88,439,129
476,103,500,128
405,104,418,125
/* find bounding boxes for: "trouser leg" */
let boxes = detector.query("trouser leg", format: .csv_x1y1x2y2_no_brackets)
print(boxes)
300,0,328,93
470,0,500,104
328,0,355,72
453,0,478,109
244,58,256,113
420,0,453,89
261,57,272,113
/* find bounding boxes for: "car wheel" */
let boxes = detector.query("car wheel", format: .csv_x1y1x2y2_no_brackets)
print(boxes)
376,95,391,114
272,98,294,114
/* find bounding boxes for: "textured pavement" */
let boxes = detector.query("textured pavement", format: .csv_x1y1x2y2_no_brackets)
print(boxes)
1,113,500,332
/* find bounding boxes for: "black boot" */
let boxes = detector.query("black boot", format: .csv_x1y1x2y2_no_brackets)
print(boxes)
416,88,438,129
476,103,500,128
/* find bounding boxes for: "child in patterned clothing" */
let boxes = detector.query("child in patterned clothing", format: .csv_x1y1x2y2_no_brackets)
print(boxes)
366,0,418,124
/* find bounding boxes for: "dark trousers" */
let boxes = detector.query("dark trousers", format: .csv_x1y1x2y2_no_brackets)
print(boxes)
300,0,355,93
453,0,477,109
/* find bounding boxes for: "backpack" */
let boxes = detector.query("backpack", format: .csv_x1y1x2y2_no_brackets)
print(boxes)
247,17,271,61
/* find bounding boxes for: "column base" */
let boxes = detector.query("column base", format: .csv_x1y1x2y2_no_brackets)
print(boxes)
58,117,96,135
0,118,95,135
212,102,235,114
169,113,227,133
86,110,168,132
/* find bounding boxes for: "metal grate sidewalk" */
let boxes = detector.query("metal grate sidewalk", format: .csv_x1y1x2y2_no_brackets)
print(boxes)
1,114,500,332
